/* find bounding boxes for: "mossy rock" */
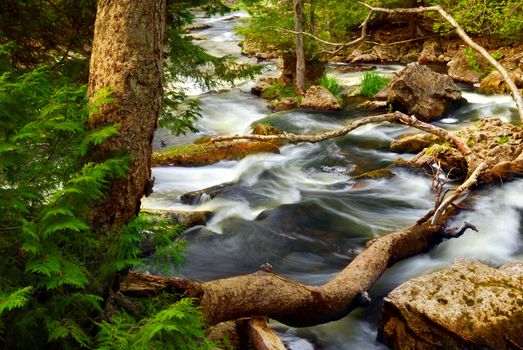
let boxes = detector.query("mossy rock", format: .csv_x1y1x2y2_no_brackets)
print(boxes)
352,168,394,180
152,141,280,167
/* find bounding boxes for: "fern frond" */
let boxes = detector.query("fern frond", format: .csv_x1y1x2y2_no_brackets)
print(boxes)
0,286,33,314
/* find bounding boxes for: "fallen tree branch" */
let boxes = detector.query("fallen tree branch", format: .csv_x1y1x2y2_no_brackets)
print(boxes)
359,2,523,123
210,111,478,169
123,222,449,327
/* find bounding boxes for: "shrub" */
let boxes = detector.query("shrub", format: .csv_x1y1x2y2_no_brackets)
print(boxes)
359,72,390,97
319,74,341,96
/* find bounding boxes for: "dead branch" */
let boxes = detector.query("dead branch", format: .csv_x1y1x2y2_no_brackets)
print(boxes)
359,2,523,123
210,111,478,169
431,161,487,225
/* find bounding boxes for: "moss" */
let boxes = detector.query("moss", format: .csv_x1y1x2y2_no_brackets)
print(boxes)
352,168,394,180
496,134,510,144
152,141,280,166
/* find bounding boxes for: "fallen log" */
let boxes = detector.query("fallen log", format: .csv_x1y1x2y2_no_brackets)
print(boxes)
121,220,477,327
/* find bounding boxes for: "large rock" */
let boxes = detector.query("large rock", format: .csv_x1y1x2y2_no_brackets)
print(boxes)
387,63,464,122
378,258,523,350
300,86,341,110
447,47,490,84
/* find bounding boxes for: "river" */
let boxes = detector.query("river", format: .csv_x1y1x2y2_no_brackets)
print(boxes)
142,10,523,349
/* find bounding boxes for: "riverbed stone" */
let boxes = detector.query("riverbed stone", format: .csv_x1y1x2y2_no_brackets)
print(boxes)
378,258,523,350
447,47,489,84
401,117,523,175
387,63,464,122
300,86,341,110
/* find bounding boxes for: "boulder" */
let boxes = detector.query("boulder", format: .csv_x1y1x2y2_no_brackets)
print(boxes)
300,86,341,111
387,63,464,122
378,258,523,350
447,47,489,84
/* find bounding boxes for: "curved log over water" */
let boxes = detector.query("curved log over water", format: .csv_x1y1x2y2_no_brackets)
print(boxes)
122,223,473,327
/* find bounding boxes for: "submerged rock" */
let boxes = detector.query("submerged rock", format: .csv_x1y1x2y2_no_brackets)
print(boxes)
300,86,341,111
378,258,523,350
181,182,233,205
387,63,464,122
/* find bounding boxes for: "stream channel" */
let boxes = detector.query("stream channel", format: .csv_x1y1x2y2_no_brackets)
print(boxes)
142,10,523,350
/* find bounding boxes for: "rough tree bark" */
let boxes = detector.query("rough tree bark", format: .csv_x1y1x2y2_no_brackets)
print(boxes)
293,0,306,94
87,0,166,231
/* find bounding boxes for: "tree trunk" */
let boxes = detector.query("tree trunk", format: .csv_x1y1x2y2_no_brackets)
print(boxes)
87,0,166,231
293,0,306,94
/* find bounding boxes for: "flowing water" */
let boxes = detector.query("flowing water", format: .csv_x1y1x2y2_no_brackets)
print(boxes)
142,11,523,349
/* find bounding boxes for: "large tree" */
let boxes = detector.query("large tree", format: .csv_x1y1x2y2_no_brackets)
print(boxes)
87,0,167,231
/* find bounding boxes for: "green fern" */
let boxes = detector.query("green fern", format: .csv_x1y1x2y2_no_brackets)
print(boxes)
0,287,33,314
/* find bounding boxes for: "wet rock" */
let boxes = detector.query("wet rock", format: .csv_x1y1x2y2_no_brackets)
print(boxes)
183,34,206,41
152,141,280,167
447,47,490,84
239,40,278,61
300,86,341,111
252,123,279,136
332,64,376,72
181,182,234,205
387,63,464,122
251,77,277,96
390,133,440,153
378,258,523,350
418,40,442,65
183,23,212,31
222,15,240,22
269,97,299,112
357,100,387,110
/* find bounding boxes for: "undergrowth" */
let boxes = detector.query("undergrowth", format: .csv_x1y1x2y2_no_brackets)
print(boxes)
0,58,210,349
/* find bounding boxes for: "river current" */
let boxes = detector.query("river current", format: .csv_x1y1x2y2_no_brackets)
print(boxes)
142,11,523,349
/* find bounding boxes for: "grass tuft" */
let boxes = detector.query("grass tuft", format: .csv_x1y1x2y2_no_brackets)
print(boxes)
359,72,390,97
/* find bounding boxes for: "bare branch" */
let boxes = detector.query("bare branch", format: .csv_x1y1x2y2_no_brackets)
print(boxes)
210,111,477,168
431,161,488,225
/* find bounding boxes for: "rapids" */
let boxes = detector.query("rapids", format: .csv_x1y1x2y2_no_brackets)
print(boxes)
142,10,522,349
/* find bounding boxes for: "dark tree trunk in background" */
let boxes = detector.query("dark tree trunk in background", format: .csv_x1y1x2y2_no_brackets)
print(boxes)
87,0,167,231
293,0,306,94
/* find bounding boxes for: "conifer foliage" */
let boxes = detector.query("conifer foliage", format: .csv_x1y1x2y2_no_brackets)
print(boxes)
0,52,208,348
